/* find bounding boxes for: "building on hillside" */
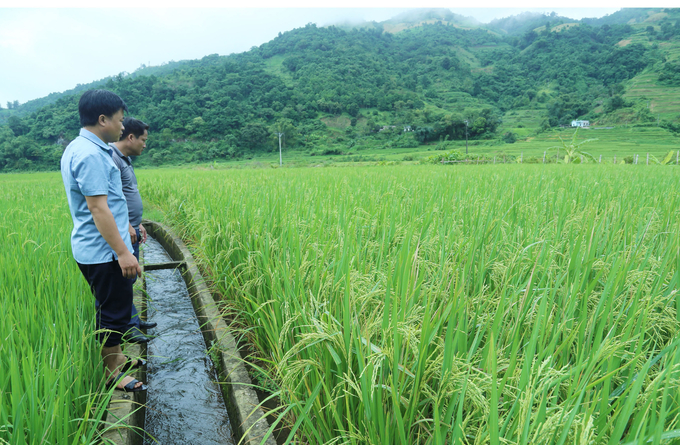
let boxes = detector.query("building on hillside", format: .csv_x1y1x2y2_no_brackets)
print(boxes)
571,120,590,128
379,125,413,132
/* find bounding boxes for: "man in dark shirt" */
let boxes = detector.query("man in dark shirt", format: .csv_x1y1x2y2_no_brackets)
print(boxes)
110,117,156,343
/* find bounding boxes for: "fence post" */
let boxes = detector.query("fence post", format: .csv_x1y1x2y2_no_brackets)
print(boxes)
599,154,602,163
521,152,523,163
677,150,678,165
647,153,649,165
614,155,616,164
494,156,496,164
543,151,546,163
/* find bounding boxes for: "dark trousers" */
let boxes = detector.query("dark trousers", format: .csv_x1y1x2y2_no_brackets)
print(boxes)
94,228,141,330
129,228,141,327
78,257,135,347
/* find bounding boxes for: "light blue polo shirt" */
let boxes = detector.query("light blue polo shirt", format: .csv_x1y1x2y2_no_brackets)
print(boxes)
61,128,133,264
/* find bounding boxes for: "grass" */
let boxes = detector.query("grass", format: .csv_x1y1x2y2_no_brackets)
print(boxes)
625,71,680,121
140,163,680,444
499,108,547,133
262,55,295,88
508,126,680,159
190,125,680,168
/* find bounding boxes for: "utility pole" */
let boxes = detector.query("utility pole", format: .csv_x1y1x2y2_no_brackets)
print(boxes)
464,119,469,155
276,132,284,166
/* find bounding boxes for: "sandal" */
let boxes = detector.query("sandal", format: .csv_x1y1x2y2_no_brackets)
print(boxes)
106,372,148,393
120,356,147,374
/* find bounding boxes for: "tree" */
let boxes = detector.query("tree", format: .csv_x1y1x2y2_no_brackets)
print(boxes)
442,57,454,70
502,132,517,144
268,119,298,151
185,116,206,135
414,126,436,143
240,122,269,150
547,128,598,164
604,95,626,113
7,116,28,137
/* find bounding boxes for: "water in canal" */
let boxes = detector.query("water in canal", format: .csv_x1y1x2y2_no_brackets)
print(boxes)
141,237,234,445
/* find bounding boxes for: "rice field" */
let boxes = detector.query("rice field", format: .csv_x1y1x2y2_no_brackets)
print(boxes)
0,173,115,445
140,164,680,445
3,163,680,445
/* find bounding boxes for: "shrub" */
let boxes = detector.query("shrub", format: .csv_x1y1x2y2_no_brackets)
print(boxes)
503,132,517,144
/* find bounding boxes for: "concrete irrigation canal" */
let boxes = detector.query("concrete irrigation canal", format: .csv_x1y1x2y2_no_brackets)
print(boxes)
102,221,276,445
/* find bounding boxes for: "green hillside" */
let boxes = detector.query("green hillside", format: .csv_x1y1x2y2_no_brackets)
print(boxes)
0,59,196,126
1,7,680,172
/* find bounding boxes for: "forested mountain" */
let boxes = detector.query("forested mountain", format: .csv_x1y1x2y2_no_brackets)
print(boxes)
0,59,195,125
487,11,575,35
1,7,680,172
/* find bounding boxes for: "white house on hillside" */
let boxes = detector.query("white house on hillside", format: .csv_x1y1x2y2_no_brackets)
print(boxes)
571,120,590,128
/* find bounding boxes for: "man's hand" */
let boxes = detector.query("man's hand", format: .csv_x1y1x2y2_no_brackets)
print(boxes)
118,250,142,279
139,224,147,243
129,224,137,244
85,195,140,279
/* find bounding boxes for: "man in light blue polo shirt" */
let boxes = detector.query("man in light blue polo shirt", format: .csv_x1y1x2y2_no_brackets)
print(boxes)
61,89,146,393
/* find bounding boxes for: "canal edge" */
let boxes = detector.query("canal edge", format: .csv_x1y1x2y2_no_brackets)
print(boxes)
144,219,277,445
100,265,147,445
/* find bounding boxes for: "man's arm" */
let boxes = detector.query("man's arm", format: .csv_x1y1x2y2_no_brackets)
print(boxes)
86,195,141,279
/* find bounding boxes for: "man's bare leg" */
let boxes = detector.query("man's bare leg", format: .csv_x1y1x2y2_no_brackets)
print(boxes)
102,344,144,389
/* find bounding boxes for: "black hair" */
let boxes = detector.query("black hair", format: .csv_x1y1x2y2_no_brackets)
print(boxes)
78,89,128,127
120,117,149,140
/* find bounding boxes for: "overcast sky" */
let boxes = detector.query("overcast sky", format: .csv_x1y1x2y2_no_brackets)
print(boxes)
0,1,660,107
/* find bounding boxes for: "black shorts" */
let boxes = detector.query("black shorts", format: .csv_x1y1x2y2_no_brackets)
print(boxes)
77,258,135,347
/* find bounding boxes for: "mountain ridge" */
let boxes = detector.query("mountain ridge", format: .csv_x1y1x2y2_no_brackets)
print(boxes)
1,7,679,171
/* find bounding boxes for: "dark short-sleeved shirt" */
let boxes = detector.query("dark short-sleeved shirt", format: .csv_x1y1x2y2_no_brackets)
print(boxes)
110,143,143,228
61,129,133,264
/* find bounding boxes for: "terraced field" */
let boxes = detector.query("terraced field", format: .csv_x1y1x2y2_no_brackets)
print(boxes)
625,39,680,120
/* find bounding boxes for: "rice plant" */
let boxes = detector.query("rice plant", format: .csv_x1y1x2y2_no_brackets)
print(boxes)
138,164,680,444
0,173,114,445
